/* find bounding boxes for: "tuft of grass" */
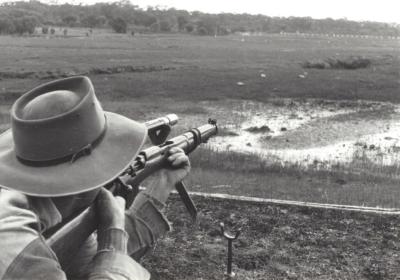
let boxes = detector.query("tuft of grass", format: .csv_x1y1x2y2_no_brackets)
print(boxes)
303,56,372,70
0,107,10,131
245,125,271,133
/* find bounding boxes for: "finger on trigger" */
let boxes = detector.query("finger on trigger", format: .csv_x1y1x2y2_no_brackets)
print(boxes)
170,147,184,154
171,155,188,166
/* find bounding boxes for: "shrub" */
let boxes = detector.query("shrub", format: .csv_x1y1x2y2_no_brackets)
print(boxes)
302,56,372,70
334,56,371,69
0,17,15,34
109,17,127,33
197,26,208,36
302,59,331,69
159,20,171,32
81,15,105,28
43,21,55,26
149,22,160,33
245,125,272,133
196,16,218,35
41,26,49,34
14,16,38,34
217,26,230,35
177,15,188,31
184,23,194,33
62,15,77,27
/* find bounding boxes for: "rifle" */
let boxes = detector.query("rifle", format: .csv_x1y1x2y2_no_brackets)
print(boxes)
45,115,218,268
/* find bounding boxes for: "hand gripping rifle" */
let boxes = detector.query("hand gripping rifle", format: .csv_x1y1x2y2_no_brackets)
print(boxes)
45,114,218,268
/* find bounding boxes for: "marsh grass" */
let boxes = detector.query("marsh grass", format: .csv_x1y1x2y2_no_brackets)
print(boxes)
188,146,400,208
0,106,10,133
191,146,400,179
348,148,400,178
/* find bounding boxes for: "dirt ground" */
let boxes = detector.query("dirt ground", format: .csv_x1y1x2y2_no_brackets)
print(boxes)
143,196,400,280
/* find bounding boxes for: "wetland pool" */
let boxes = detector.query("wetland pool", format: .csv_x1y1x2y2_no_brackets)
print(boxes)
205,99,400,166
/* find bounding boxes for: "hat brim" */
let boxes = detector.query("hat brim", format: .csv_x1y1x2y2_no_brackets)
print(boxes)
0,112,147,197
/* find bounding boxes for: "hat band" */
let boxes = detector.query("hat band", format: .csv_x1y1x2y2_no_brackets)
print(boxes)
16,119,108,167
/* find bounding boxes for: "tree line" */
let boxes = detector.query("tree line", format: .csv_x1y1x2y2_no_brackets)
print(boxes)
0,0,399,36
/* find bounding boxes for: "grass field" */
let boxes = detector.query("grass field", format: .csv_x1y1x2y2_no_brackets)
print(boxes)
0,33,399,102
0,32,400,208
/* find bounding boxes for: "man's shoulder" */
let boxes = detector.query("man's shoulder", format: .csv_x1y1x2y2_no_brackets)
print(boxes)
0,189,43,279
0,189,62,231
0,189,40,235
0,189,33,219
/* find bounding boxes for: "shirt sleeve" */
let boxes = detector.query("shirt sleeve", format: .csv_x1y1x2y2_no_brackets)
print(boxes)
66,190,173,277
125,191,171,260
88,228,150,280
3,233,150,280
0,191,150,280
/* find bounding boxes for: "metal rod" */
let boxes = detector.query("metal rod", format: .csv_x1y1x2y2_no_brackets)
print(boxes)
220,222,241,278
227,239,233,275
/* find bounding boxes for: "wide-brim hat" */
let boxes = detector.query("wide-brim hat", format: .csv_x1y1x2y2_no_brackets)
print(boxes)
0,76,147,197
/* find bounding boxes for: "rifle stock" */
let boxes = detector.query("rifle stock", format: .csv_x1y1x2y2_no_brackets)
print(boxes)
46,206,97,267
45,117,217,268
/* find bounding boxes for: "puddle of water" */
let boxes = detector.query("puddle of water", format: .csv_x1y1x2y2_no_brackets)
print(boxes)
207,99,400,166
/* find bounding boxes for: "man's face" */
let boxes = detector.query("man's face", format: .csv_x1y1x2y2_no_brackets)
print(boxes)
52,188,101,219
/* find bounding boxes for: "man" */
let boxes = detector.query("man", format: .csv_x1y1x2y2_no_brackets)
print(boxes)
0,76,190,279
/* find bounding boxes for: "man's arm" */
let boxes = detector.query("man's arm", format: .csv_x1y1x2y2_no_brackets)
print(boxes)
88,189,150,280
49,147,190,277
125,147,190,259
0,189,149,280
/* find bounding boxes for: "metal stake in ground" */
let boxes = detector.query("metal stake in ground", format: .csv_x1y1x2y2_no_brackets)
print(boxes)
220,222,241,278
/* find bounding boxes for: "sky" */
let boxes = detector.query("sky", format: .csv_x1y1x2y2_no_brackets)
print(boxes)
8,0,400,24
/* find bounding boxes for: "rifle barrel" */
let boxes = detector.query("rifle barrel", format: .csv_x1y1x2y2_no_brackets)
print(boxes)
125,121,217,189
